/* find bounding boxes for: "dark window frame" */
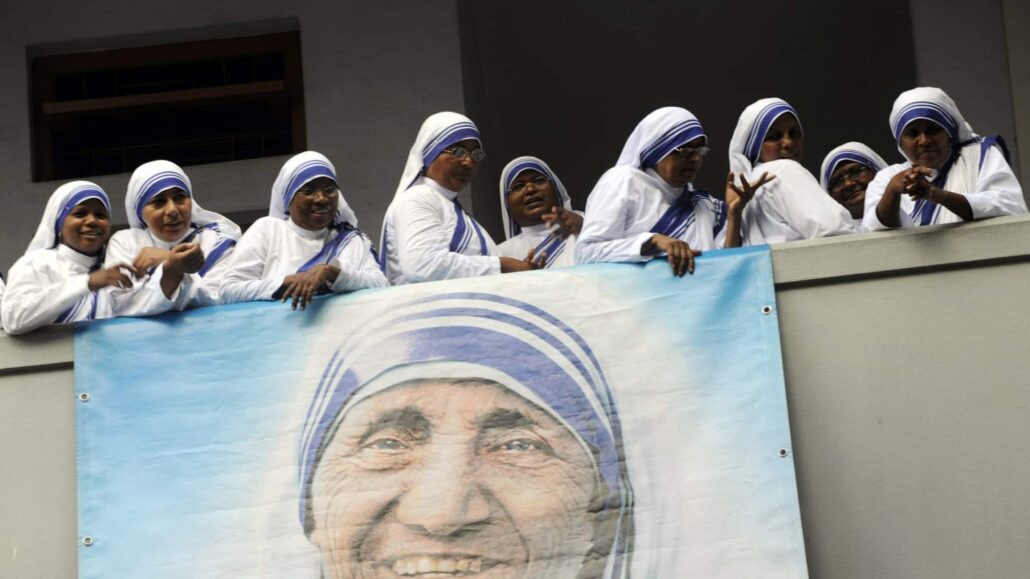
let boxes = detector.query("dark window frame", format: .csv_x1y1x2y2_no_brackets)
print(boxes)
29,31,306,182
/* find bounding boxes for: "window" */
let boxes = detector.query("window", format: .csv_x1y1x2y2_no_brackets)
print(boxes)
30,31,305,182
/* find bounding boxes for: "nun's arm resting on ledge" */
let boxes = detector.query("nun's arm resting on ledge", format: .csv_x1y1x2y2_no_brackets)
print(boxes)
394,195,500,283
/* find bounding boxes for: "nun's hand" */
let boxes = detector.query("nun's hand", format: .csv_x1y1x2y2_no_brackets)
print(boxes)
541,206,583,238
499,250,546,273
643,234,700,277
902,167,936,200
164,243,206,276
279,264,341,310
132,247,173,274
726,171,773,215
87,264,140,291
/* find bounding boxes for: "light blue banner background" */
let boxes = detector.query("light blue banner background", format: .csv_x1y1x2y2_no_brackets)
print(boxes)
76,247,807,578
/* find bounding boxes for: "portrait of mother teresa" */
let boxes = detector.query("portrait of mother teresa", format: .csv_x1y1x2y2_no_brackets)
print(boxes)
297,292,634,578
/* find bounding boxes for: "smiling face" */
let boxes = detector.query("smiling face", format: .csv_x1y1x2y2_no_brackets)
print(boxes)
899,119,952,170
827,161,874,220
289,177,340,231
309,379,598,579
506,170,559,228
60,198,111,256
654,136,706,188
142,187,193,242
426,139,482,193
759,113,803,163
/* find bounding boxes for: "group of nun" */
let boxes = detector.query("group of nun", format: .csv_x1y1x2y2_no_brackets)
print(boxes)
1,86,1025,335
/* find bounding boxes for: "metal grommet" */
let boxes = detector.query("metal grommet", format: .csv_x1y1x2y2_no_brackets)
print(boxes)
78,392,91,402
81,536,95,547
761,305,773,315
778,448,790,457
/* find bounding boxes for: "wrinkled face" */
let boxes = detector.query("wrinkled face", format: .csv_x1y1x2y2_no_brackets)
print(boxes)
759,114,803,163
142,187,193,242
289,177,340,231
827,161,874,220
309,380,598,579
60,198,111,256
506,170,559,228
654,136,706,188
899,119,951,170
426,139,482,192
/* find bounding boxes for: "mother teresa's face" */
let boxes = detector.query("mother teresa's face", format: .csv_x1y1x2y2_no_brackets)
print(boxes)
309,380,598,579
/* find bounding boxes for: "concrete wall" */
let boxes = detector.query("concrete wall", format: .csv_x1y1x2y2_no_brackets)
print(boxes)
4,215,1030,578
0,0,466,272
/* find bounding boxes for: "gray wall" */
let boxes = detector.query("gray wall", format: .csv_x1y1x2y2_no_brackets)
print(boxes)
5,216,1030,578
0,0,466,272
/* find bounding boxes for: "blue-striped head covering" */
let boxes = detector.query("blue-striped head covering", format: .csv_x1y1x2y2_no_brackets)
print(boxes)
298,291,634,578
615,107,706,170
270,152,358,227
819,142,889,190
27,181,111,252
395,112,483,196
888,87,976,161
125,160,242,241
498,156,572,239
728,98,802,177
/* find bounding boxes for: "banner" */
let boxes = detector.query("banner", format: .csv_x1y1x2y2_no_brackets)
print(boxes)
76,247,807,578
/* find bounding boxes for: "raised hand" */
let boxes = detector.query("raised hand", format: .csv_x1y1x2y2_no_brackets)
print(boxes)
726,171,774,214
541,206,584,238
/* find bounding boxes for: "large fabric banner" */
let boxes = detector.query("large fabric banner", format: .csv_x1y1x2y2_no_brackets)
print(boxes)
76,247,807,578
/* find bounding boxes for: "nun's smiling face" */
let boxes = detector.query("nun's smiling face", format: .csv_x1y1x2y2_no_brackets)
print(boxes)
309,379,598,579
506,170,559,227
900,119,951,170
60,198,111,256
760,114,803,163
142,187,193,242
289,177,340,231
426,139,482,192
655,136,706,188
827,161,874,220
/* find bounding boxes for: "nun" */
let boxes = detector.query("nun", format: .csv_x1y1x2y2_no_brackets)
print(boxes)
863,87,1027,230
106,160,241,278
576,107,760,276
729,98,855,245
211,151,387,310
298,292,633,578
819,142,889,227
1,181,202,335
497,156,582,268
379,112,542,285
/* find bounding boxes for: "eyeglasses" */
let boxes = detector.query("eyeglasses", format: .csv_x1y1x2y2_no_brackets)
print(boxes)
508,174,551,195
670,145,710,158
828,165,872,193
444,146,486,163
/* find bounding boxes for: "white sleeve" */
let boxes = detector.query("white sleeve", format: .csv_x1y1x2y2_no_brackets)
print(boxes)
330,234,390,292
102,264,178,317
764,162,856,239
575,177,653,264
208,221,284,304
0,256,92,335
103,230,140,269
393,194,501,283
862,164,915,231
966,145,1028,219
